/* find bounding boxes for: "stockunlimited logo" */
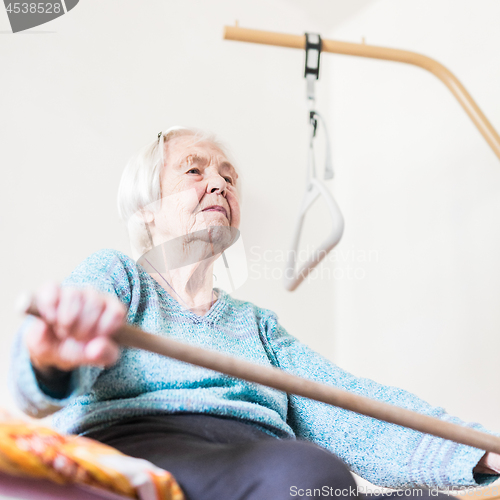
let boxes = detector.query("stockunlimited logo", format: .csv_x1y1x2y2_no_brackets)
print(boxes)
3,0,79,32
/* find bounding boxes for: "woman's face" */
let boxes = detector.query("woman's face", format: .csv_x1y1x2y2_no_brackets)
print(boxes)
151,134,240,243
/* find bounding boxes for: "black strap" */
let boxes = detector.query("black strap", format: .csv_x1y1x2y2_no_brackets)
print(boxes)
304,33,322,80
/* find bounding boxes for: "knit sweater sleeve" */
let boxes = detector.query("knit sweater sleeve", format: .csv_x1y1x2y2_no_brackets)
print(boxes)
9,249,135,419
261,312,499,490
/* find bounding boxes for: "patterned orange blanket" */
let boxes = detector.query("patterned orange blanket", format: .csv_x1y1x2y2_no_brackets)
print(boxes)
0,414,184,500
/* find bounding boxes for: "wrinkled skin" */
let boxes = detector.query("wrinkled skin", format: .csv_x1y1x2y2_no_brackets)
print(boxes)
142,135,241,274
144,134,241,311
151,134,240,241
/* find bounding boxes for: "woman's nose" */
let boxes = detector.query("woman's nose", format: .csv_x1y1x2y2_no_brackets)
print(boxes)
206,171,227,195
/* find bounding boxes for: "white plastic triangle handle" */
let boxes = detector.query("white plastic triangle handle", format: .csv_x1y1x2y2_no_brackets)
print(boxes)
283,178,345,291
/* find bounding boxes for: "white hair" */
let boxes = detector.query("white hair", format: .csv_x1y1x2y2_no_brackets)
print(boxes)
117,126,240,259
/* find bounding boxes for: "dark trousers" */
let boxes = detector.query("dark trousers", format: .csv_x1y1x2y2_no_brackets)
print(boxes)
85,414,453,500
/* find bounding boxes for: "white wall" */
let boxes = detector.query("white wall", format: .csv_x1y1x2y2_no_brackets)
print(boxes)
0,0,374,415
328,0,500,433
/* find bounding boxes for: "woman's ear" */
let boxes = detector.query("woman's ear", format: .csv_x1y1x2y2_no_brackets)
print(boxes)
141,210,156,248
141,209,155,224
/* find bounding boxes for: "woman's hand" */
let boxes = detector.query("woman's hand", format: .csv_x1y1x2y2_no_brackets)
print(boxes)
25,281,126,376
474,452,500,475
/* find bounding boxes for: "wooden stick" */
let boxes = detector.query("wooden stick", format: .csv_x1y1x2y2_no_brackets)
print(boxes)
223,25,500,162
19,295,500,456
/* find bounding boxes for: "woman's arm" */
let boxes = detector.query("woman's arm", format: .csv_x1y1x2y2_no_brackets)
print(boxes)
261,313,500,490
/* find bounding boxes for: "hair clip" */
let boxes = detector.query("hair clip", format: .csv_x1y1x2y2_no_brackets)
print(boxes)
157,132,162,141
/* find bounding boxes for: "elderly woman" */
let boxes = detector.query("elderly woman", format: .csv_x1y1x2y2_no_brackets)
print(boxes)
9,127,500,500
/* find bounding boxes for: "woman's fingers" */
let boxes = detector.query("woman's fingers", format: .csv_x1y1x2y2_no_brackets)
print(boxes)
25,317,57,367
30,329,120,371
27,282,126,371
34,281,60,324
25,318,84,371
475,452,500,474
34,283,126,340
84,337,120,367
55,287,84,339
95,297,127,337
73,288,106,341
57,337,87,369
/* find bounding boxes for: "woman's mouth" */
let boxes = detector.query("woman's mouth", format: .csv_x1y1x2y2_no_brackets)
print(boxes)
202,206,228,218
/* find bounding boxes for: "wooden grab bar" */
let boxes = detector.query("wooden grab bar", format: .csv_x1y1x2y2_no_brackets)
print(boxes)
20,296,500,456
223,25,500,162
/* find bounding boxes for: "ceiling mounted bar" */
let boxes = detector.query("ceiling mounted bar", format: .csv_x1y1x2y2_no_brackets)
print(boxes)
223,25,500,162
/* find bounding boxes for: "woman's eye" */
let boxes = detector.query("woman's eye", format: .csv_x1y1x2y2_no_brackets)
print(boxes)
224,177,233,184
187,168,201,174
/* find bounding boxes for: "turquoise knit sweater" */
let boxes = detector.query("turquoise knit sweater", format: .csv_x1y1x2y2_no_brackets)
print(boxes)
9,249,499,489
